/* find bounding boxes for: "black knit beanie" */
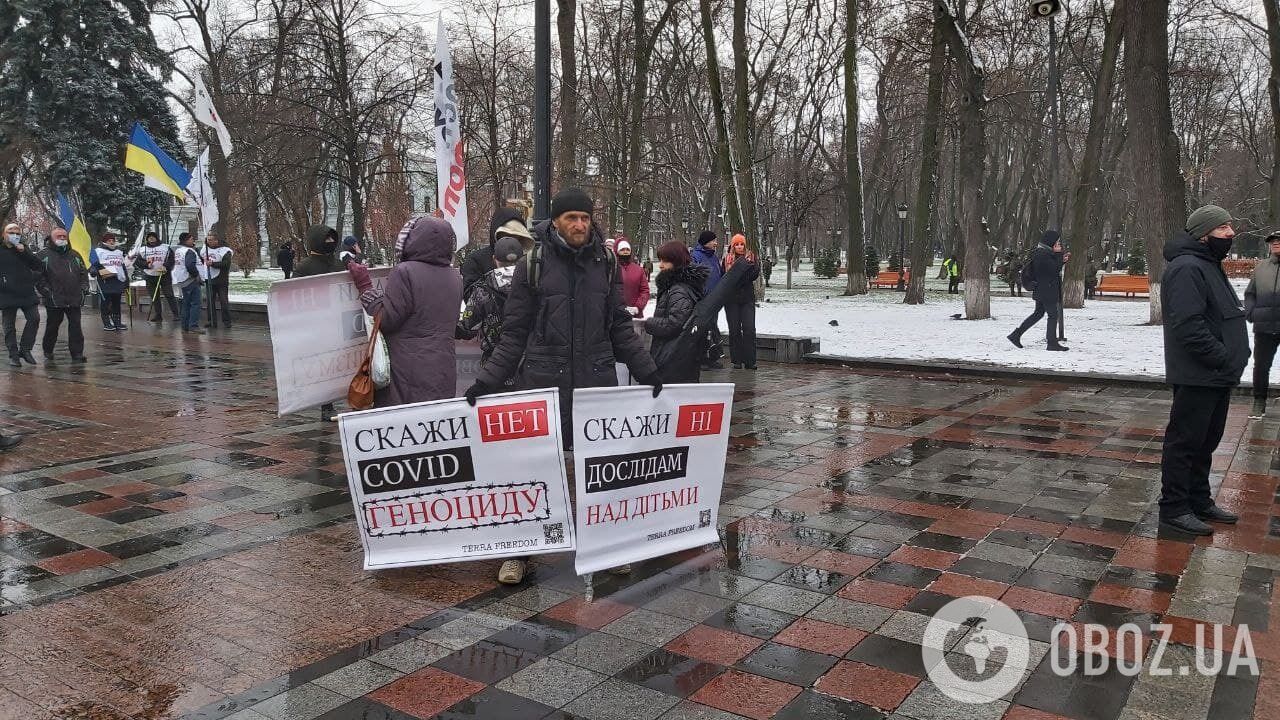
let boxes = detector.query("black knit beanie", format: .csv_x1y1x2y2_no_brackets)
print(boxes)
1039,229,1060,247
697,230,717,246
550,187,594,219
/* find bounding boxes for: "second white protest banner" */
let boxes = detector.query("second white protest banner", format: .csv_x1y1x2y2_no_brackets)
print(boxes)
572,383,733,575
338,389,575,569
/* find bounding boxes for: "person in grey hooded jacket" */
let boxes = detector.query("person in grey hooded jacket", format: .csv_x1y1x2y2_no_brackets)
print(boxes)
348,216,462,407
1245,231,1280,418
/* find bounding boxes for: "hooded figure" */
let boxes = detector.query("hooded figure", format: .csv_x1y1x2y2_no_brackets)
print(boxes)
349,216,462,407
462,207,527,294
294,225,345,277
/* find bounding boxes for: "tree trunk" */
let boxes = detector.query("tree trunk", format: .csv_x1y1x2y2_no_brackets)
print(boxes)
938,1,990,320
1264,0,1280,225
731,0,756,244
1063,0,1124,308
905,14,946,305
556,0,578,185
842,0,867,296
1124,0,1185,324
698,0,743,237
622,0,675,246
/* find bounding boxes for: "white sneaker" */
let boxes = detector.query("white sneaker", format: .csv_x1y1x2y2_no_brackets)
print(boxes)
497,559,527,585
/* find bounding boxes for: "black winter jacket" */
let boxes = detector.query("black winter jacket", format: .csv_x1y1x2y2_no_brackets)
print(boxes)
476,221,657,429
722,256,760,305
645,264,708,383
37,246,88,308
1160,230,1250,387
1027,243,1065,304
460,245,495,296
1245,255,1280,335
294,226,345,278
0,242,43,309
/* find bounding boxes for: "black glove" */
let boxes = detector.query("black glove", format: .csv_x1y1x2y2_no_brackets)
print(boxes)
463,380,491,407
637,372,663,398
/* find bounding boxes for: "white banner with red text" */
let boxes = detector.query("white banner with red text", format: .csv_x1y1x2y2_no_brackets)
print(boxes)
572,384,732,575
267,269,480,415
337,389,575,569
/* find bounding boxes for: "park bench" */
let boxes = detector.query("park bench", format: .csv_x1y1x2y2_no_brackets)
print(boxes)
1096,274,1150,297
870,270,909,288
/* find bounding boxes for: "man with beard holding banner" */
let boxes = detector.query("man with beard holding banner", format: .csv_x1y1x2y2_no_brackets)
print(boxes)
463,187,660,585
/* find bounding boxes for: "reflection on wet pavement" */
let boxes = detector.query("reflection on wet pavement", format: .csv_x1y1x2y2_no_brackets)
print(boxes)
0,322,1277,719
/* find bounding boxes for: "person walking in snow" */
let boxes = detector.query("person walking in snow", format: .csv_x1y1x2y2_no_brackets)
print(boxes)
1157,205,1249,536
943,255,960,294
1245,231,1280,419
1007,230,1068,351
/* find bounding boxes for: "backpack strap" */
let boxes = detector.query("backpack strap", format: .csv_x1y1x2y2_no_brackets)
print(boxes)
525,242,543,292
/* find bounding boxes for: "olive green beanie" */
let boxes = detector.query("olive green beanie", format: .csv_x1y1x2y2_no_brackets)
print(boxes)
1185,205,1231,240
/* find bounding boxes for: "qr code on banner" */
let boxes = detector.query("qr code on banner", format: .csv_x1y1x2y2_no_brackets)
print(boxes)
699,510,712,528
543,523,564,545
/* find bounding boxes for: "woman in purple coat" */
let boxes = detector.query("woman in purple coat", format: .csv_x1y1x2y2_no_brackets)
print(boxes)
348,217,462,407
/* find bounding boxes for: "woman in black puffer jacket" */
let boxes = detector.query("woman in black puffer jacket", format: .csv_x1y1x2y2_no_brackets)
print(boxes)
645,241,708,384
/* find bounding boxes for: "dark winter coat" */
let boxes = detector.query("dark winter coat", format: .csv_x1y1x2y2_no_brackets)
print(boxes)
1027,243,1065,304
722,255,760,305
645,264,708,384
0,242,41,309
1245,254,1280,335
457,266,513,359
37,245,88,308
276,245,295,271
476,220,657,429
1161,230,1250,387
361,218,462,407
691,244,724,294
294,226,345,278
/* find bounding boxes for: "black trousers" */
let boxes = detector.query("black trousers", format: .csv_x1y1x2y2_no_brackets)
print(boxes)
282,267,293,279
1012,299,1059,346
1254,333,1280,401
144,275,180,321
948,276,960,293
208,281,231,325
2,304,39,357
1159,385,1231,519
99,293,122,326
725,301,757,367
43,306,84,358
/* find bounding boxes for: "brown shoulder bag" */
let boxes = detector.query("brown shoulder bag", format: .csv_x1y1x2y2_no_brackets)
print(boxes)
347,314,382,411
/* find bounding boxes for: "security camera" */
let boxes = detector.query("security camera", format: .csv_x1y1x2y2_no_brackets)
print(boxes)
1031,0,1061,17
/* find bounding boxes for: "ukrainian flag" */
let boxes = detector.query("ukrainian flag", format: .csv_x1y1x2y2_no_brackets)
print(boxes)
55,191,93,262
124,122,191,198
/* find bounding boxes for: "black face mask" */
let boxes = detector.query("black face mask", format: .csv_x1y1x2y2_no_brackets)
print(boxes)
1206,235,1233,260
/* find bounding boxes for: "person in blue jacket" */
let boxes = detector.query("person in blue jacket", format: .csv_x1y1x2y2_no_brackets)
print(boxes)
691,231,724,369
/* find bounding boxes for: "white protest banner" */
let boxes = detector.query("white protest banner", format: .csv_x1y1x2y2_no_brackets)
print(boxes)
433,20,469,249
267,269,390,415
267,269,481,415
338,389,575,569
572,383,733,575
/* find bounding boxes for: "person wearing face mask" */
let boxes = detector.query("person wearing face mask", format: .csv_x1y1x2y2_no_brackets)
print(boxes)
615,237,649,318
89,233,128,331
0,223,43,367
1157,204,1250,536
1008,229,1069,351
36,228,89,365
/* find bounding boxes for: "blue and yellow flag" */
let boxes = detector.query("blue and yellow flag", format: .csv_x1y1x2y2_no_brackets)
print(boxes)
55,191,93,262
124,122,191,198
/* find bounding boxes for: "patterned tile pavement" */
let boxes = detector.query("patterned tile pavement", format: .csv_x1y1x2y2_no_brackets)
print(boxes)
1,320,1279,719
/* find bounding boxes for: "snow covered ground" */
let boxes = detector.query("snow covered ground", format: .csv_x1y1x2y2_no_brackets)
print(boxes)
751,266,1259,381
230,263,1265,381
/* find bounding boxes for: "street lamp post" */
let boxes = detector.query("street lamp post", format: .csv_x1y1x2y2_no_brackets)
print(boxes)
766,222,775,259
1033,0,1063,231
680,216,689,242
896,202,909,291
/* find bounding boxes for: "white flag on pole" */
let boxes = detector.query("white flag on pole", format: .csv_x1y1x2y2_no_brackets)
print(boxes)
193,74,234,158
433,20,469,249
185,148,218,236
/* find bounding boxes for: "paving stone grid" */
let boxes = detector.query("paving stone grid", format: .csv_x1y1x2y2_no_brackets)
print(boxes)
1,321,1279,720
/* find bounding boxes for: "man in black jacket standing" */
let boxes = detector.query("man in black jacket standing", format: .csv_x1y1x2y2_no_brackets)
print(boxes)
36,228,88,366
1008,230,1069,351
1244,231,1280,418
1158,205,1250,535
1,222,42,367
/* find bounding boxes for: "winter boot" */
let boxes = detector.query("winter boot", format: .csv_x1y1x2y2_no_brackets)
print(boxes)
20,350,35,364
1007,333,1023,349
112,312,127,331
1250,398,1266,419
